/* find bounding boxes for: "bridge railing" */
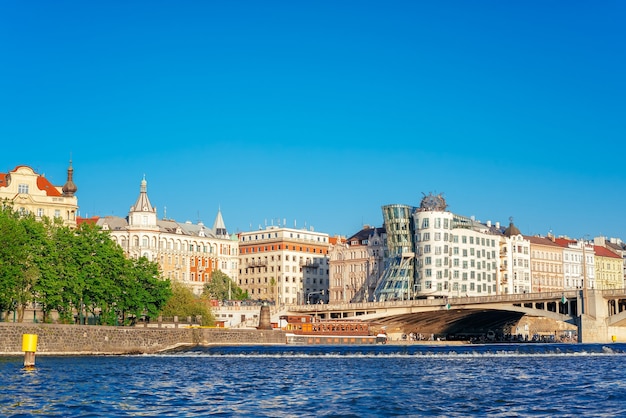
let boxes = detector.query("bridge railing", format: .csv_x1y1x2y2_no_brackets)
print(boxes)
284,290,593,313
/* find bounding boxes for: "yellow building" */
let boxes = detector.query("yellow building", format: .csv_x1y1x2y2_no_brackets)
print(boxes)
0,163,78,227
594,245,623,290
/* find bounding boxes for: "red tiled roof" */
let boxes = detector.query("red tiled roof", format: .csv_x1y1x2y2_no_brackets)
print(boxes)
524,235,562,247
595,245,621,259
554,238,577,248
77,216,100,226
36,175,62,196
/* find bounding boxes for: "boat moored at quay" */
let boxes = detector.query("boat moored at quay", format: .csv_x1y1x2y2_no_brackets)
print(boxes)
280,315,387,345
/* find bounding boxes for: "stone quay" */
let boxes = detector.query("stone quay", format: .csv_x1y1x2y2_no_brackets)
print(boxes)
0,323,286,355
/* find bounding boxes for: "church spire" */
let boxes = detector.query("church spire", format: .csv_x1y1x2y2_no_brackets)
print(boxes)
62,159,78,197
212,207,228,238
130,175,155,213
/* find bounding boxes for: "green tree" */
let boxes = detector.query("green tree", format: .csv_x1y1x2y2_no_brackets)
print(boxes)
0,204,172,325
7,211,48,322
203,270,248,301
160,281,214,326
113,257,172,326
0,204,24,319
34,220,80,323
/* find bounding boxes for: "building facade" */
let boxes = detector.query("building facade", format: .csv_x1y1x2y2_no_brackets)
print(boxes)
499,221,532,294
328,226,385,303
0,163,78,227
555,237,595,290
594,237,626,288
375,194,505,301
237,226,331,305
527,236,564,293
594,245,623,289
92,177,238,295
374,204,416,301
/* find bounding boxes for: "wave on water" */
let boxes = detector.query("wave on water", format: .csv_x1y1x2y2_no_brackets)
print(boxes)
154,343,626,359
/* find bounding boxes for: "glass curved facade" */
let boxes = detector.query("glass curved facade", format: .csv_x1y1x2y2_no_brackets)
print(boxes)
374,204,416,301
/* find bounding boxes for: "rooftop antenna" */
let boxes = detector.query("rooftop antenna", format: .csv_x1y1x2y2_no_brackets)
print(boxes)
164,206,167,220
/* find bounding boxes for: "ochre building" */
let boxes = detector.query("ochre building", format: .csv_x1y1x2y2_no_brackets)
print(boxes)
0,163,78,227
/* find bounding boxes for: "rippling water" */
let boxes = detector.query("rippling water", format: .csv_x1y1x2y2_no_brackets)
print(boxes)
2,343,626,417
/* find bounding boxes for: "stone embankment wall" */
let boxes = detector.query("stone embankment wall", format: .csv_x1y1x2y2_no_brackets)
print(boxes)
0,323,286,355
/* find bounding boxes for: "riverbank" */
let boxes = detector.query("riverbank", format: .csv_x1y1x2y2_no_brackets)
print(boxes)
0,322,286,355
0,322,479,355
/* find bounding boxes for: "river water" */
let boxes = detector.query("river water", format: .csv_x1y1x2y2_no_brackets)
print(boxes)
2,343,625,417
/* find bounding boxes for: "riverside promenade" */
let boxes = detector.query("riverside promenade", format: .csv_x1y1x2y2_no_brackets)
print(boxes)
0,323,286,355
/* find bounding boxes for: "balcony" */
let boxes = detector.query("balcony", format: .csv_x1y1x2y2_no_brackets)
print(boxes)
247,259,268,267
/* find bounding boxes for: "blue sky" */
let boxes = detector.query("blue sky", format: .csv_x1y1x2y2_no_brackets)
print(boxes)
1,1,624,239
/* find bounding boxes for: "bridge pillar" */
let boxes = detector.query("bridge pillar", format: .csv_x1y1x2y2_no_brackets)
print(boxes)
577,290,610,343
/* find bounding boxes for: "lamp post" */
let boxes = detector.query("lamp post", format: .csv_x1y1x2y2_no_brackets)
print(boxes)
307,290,324,305
581,237,588,315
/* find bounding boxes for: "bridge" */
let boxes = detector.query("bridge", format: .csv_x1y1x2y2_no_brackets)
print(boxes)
280,289,626,343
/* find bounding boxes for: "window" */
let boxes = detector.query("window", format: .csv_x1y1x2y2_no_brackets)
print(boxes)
18,184,29,194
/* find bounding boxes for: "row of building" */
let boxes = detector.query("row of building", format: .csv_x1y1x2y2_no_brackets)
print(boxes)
2,164,625,305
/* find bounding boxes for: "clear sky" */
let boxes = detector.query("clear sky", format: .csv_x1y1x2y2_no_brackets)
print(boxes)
1,1,624,239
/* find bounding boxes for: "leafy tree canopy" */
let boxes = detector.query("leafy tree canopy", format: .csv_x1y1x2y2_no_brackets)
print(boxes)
160,281,214,326
0,204,171,324
203,270,248,301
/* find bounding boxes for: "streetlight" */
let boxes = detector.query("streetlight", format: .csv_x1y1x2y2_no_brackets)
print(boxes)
307,290,324,304
581,236,589,315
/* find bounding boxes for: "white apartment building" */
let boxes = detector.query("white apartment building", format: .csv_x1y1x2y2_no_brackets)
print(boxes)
417,217,501,297
237,225,330,305
375,194,506,300
557,238,595,290
93,177,238,294
499,221,532,294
